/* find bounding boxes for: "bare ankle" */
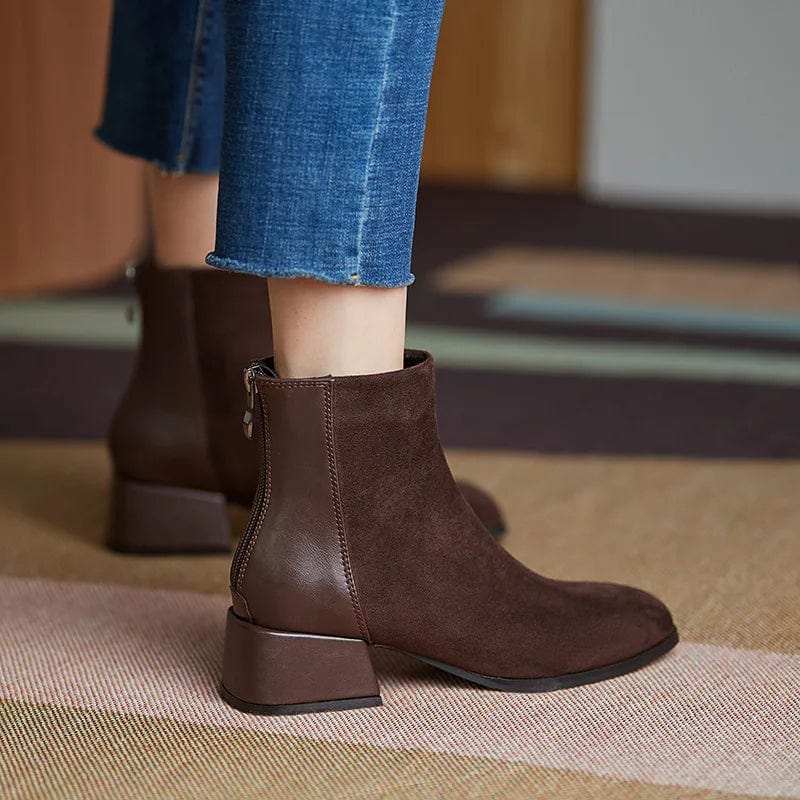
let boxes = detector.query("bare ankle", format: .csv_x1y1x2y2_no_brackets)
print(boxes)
268,278,406,378
146,166,219,269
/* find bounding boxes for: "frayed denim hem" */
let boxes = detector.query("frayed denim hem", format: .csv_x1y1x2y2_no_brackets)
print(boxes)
94,127,221,176
205,253,415,289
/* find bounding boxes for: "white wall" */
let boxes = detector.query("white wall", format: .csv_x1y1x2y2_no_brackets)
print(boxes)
585,0,800,212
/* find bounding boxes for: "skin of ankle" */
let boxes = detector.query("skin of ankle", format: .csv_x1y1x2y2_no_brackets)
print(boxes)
146,166,219,270
268,278,407,378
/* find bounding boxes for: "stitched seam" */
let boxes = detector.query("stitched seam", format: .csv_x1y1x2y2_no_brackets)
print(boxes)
268,383,325,389
233,394,271,594
256,378,330,390
176,0,211,170
352,0,399,279
253,358,423,393
324,382,370,642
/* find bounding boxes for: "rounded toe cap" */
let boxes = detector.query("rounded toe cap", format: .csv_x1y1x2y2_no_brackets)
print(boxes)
554,581,677,674
607,583,676,662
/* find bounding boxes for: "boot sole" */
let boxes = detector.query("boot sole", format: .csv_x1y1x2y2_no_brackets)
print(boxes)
219,609,678,716
394,626,679,692
220,686,382,716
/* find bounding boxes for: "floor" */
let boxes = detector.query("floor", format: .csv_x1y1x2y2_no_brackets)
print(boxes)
1,188,799,799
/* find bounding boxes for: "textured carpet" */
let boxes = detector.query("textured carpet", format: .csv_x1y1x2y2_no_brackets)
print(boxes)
1,441,798,799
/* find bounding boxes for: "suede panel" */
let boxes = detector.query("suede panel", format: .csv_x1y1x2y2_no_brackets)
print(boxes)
329,352,674,679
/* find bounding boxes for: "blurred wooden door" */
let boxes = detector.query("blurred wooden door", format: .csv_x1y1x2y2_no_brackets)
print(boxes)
423,0,585,189
0,1,146,297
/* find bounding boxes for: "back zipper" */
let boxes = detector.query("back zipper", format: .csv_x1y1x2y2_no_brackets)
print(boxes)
231,362,270,592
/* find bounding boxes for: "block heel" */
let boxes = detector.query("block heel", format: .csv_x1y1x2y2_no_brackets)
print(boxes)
108,477,231,554
220,608,382,716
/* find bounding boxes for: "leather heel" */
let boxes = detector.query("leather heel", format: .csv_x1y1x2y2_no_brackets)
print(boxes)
220,608,381,716
108,477,231,554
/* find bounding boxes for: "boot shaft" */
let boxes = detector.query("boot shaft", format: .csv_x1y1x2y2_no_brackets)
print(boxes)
221,351,677,714
190,269,271,503
232,351,464,638
109,262,270,500
108,263,218,492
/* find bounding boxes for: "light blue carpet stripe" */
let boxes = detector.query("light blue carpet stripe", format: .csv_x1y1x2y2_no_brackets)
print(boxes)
2,298,800,385
488,292,800,340
407,324,800,385
0,299,137,348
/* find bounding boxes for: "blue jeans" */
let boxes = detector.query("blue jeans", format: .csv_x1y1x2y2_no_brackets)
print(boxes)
97,0,444,288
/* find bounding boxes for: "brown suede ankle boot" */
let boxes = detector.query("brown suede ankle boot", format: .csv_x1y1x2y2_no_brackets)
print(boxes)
108,263,505,552
220,351,678,715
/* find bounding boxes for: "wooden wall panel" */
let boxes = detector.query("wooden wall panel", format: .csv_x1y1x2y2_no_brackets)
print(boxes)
422,0,584,190
0,2,146,297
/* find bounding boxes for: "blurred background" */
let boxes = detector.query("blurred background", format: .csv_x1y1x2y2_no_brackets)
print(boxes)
1,4,799,799
2,0,799,454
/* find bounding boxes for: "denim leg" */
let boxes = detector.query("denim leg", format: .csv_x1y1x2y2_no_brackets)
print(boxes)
96,0,225,174
207,0,445,288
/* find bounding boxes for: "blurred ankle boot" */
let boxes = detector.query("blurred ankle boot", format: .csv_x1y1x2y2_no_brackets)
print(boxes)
107,263,505,553
220,350,677,715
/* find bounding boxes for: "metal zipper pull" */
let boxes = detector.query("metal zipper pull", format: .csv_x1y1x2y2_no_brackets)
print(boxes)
124,261,138,324
242,365,257,439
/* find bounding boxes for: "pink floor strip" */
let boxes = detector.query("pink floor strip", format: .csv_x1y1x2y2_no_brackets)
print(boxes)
1,577,798,798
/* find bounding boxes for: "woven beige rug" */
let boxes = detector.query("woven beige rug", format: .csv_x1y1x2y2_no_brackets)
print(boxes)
1,441,798,799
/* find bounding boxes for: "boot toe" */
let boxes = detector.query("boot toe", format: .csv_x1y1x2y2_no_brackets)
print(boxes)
536,580,676,677
636,587,676,645
602,583,676,665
